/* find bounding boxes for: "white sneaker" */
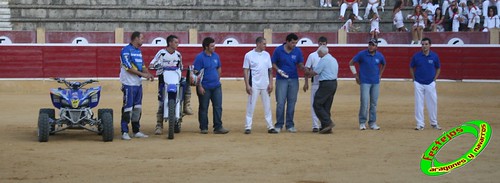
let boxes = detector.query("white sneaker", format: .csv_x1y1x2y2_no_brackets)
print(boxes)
121,132,131,140
356,16,363,20
287,127,297,133
327,4,332,7
370,123,381,130
431,125,442,130
359,124,367,130
415,126,424,130
134,132,149,138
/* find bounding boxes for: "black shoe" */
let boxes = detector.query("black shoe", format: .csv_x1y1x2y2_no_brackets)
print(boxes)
319,123,335,134
319,129,332,134
312,128,319,133
268,128,279,134
214,127,229,134
244,129,251,134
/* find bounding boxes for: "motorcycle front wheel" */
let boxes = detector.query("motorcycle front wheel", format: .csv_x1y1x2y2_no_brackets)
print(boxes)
167,98,176,140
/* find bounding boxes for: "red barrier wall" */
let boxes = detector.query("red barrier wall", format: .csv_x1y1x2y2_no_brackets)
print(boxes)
0,31,36,43
4,31,493,44
0,45,499,80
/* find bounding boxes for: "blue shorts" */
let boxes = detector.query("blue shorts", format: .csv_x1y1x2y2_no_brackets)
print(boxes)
122,85,143,112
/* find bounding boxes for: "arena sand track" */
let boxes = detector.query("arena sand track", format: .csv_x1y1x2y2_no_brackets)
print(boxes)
0,80,498,183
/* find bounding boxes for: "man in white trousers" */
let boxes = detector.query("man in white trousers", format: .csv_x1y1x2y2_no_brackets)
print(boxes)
243,37,279,134
410,37,442,131
303,36,328,132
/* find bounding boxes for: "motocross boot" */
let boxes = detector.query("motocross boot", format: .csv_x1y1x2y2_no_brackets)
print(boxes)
183,93,194,115
154,112,163,135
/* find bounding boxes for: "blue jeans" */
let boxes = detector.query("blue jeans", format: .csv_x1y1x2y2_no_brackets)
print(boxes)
197,86,223,130
359,83,380,125
275,79,299,129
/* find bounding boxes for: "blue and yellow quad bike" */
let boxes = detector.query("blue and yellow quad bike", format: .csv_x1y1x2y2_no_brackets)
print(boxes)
37,78,113,142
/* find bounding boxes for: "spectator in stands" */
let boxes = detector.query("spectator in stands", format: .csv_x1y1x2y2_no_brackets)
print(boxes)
119,31,154,140
370,13,381,39
149,35,193,135
482,0,500,18
340,0,363,21
349,38,386,131
306,45,339,134
431,7,446,31
444,1,461,31
423,0,440,30
303,36,328,133
341,13,360,32
242,37,278,134
408,5,427,44
451,6,465,31
393,0,409,32
193,37,229,134
442,0,458,16
483,6,500,31
458,0,467,10
410,37,442,131
466,0,481,31
363,0,380,19
381,0,386,11
320,0,333,7
272,33,307,133
412,0,423,6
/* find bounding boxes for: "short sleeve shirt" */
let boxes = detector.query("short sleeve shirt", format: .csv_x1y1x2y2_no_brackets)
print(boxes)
243,49,272,89
305,51,321,85
410,50,441,85
120,43,144,86
193,51,222,89
313,54,339,81
271,44,304,79
352,49,386,84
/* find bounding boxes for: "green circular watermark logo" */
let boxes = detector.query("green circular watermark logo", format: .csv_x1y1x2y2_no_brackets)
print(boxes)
420,120,492,176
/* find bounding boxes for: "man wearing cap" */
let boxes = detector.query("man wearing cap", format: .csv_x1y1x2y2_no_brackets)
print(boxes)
306,45,339,134
348,39,386,130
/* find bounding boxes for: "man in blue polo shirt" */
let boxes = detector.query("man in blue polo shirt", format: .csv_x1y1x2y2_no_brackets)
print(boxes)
410,37,442,131
272,33,307,133
192,37,229,134
349,38,386,131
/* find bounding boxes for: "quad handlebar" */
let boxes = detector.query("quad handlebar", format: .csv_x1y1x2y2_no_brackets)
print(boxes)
53,78,98,89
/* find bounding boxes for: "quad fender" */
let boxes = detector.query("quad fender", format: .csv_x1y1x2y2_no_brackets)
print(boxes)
50,88,70,109
83,86,101,108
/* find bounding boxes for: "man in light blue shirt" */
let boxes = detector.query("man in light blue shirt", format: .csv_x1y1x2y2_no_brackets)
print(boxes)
307,45,339,134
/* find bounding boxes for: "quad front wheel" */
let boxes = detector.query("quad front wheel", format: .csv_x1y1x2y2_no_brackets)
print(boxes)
38,113,50,142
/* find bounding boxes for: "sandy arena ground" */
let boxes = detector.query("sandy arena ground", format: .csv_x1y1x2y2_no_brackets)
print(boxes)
0,79,498,183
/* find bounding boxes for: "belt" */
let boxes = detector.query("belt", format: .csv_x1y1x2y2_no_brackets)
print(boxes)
319,79,337,82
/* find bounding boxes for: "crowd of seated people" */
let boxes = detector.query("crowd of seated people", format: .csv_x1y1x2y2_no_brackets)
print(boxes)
318,0,499,43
